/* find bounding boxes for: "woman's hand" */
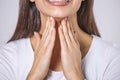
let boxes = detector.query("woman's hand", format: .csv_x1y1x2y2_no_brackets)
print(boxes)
58,18,84,80
27,17,56,80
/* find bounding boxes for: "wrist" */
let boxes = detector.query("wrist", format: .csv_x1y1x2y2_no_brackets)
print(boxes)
27,72,44,80
73,72,84,80
65,70,84,80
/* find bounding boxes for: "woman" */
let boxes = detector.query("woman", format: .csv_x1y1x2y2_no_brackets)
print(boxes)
0,0,120,80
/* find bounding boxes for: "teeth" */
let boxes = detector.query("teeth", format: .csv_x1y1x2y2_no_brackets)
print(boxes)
49,0,69,2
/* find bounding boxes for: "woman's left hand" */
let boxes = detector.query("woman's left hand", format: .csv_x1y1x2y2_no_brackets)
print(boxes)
58,18,84,80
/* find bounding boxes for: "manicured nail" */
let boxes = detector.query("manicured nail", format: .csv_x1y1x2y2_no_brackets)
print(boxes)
50,17,53,20
64,17,68,21
34,32,37,36
34,32,38,38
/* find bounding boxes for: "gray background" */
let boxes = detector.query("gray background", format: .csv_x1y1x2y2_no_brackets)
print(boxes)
0,0,120,47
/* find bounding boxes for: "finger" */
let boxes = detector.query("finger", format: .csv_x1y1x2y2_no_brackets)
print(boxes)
46,26,56,54
34,32,41,52
42,17,50,37
61,18,71,47
71,25,80,47
74,32,80,47
40,17,53,47
67,19,79,46
41,17,51,40
67,17,76,37
67,20,76,44
43,17,55,50
58,24,67,50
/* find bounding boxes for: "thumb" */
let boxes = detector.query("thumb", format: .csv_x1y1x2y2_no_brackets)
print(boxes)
34,32,41,51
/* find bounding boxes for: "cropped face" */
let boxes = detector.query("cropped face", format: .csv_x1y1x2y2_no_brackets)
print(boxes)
31,0,82,18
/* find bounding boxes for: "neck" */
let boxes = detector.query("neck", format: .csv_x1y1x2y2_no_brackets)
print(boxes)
31,13,92,71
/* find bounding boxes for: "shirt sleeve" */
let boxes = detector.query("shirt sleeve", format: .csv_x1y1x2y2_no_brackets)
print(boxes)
103,54,120,80
0,44,17,80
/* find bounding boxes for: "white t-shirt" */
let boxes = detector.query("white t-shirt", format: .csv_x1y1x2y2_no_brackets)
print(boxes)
0,36,120,80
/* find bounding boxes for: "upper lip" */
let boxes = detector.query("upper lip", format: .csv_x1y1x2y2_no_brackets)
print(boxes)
48,0,70,2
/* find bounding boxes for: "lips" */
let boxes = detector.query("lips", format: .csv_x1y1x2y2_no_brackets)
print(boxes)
47,0,71,6
48,0,70,3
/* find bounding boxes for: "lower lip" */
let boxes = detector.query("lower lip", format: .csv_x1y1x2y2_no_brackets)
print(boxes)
46,0,70,6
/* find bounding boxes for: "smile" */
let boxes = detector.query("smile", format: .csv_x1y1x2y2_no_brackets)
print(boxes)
47,0,71,6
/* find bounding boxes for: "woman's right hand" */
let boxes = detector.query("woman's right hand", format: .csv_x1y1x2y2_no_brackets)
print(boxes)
27,17,56,80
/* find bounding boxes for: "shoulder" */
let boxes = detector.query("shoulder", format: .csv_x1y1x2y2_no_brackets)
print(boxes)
88,35,120,63
92,36,120,79
92,35,120,57
0,38,29,79
82,36,120,79
0,38,32,65
83,35,120,64
0,38,34,79
83,35,120,66
0,38,30,56
0,38,30,63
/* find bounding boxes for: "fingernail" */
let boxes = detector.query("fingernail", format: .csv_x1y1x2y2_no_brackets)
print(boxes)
50,17,53,21
34,32,37,36
34,32,38,38
64,17,68,21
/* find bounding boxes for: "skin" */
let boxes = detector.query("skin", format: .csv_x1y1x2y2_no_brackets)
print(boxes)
27,0,93,80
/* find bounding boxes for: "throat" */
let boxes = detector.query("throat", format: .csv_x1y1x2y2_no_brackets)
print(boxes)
50,27,63,71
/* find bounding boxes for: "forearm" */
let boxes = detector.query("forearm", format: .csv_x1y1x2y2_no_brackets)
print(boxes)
26,71,44,80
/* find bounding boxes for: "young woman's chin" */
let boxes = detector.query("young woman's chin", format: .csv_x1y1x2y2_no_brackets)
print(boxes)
48,13,69,18
40,10,74,21
34,0,82,20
